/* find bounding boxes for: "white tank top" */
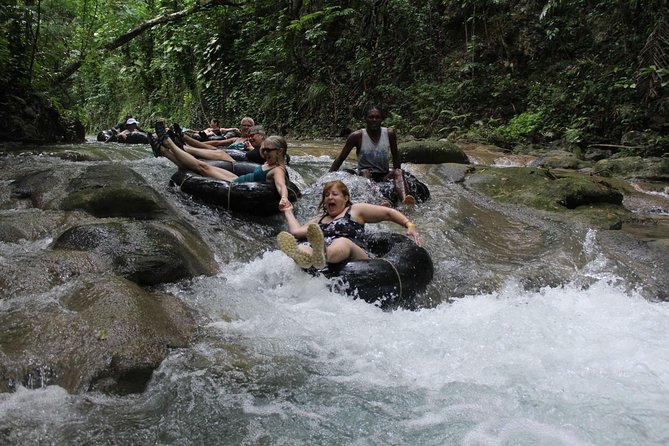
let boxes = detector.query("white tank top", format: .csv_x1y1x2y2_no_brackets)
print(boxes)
357,128,390,174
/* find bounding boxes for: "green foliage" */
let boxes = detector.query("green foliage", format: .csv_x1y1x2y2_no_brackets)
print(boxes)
499,111,544,140
1,0,666,145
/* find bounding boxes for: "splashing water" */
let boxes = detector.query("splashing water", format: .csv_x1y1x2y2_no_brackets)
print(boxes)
1,147,668,445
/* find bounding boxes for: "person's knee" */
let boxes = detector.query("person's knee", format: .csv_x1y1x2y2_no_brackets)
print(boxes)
393,169,403,179
197,162,212,175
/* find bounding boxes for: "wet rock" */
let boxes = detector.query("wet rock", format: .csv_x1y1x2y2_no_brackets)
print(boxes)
594,156,669,181
0,156,219,395
528,150,592,170
0,276,195,394
464,166,630,229
0,81,85,144
399,140,470,164
62,164,174,219
52,220,218,286
597,230,669,302
9,165,83,209
0,250,111,298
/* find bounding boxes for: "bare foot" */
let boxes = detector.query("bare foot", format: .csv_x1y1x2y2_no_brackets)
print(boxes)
402,195,416,205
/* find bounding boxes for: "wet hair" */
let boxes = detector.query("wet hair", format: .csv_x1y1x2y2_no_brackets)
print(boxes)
318,180,353,212
248,125,266,137
210,118,219,126
263,135,287,155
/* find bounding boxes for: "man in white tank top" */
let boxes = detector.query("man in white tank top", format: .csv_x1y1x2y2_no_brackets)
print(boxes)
330,105,415,205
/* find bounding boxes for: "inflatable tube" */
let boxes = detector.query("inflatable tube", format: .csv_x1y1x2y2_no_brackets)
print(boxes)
321,232,433,310
169,160,301,216
96,129,150,145
343,169,430,205
223,148,257,162
190,130,238,142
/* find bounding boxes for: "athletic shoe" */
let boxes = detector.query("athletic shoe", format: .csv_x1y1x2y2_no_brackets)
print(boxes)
147,132,162,157
154,120,169,143
277,231,313,269
172,122,183,137
306,223,326,269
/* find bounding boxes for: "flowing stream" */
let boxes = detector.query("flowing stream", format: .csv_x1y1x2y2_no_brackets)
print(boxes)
1,140,668,445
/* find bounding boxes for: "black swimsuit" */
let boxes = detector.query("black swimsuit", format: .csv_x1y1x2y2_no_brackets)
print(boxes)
318,206,366,249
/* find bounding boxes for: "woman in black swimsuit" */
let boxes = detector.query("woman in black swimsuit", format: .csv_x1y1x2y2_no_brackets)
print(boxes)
277,180,421,269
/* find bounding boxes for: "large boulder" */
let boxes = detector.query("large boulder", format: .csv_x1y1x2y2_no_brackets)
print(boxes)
594,156,669,181
464,166,630,229
52,220,218,285
399,140,470,164
10,163,173,218
0,275,195,394
0,158,219,394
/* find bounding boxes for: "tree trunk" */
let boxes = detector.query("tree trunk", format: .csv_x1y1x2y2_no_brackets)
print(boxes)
54,0,239,85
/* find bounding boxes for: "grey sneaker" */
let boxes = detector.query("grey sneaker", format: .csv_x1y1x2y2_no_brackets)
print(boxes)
277,231,313,269
307,223,326,269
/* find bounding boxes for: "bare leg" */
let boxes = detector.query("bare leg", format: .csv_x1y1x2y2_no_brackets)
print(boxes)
296,237,368,264
184,145,236,163
326,238,369,263
182,133,218,150
392,169,416,205
160,138,238,181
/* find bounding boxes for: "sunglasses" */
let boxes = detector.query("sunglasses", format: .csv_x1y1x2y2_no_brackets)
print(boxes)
260,148,278,154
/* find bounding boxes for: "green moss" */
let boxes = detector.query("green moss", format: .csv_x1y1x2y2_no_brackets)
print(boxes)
399,140,470,164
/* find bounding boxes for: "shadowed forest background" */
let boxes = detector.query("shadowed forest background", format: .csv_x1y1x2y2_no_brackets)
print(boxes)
1,0,667,152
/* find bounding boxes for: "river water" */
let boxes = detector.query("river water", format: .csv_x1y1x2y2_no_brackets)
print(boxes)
1,140,668,445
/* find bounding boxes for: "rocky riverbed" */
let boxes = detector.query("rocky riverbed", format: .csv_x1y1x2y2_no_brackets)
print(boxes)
0,139,667,396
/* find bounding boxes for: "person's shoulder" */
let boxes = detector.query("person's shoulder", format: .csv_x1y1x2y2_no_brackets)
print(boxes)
350,202,373,220
347,129,363,142
269,164,287,174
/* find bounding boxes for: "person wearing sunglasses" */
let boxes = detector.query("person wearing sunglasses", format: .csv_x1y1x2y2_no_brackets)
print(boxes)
200,116,255,148
152,120,291,210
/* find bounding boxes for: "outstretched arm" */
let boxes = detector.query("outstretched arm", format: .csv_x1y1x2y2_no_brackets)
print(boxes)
388,128,401,169
271,168,291,210
329,131,361,171
280,202,313,239
352,203,421,246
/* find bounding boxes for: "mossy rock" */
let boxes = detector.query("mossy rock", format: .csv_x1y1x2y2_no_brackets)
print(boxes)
465,166,631,228
61,164,173,219
594,156,669,181
399,140,470,164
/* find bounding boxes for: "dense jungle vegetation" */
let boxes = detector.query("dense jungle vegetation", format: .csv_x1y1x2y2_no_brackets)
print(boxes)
1,0,668,152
